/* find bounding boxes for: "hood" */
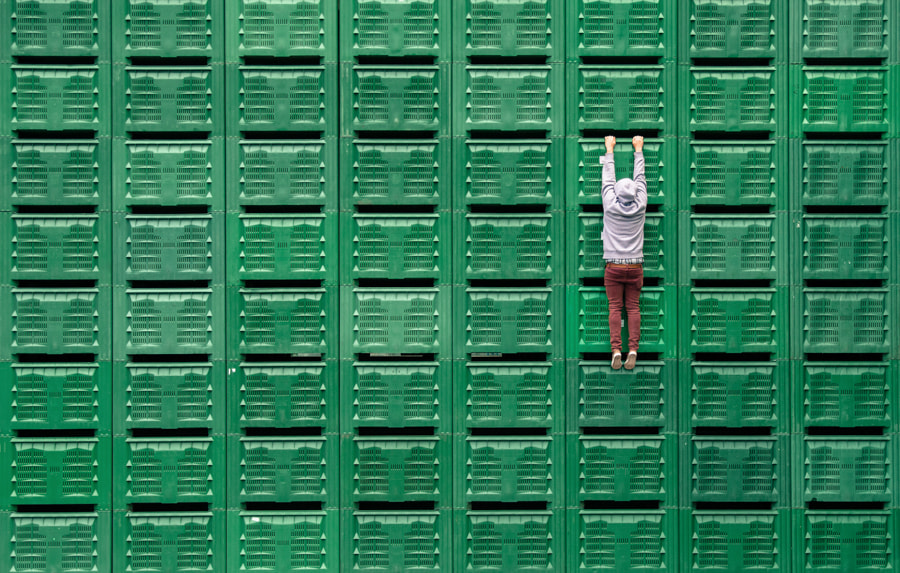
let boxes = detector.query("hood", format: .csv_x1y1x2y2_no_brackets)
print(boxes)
615,177,636,204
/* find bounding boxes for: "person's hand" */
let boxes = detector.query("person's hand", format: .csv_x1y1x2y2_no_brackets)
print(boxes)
605,136,616,153
632,136,644,152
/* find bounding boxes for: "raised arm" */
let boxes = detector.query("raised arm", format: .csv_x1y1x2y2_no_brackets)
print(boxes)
601,136,617,208
632,136,647,209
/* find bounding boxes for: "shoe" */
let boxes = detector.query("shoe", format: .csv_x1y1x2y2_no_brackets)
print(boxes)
624,351,637,370
611,352,622,370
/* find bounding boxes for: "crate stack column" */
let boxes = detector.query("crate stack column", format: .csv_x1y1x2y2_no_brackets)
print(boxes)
1,1,112,569
338,0,453,568
109,1,226,570
788,1,896,569
223,1,340,569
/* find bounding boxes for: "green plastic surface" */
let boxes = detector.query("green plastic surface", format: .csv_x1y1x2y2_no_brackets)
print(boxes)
801,362,892,428
7,0,106,58
343,361,450,430
803,288,890,354
10,66,103,133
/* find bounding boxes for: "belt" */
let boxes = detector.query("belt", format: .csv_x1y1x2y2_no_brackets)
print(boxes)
606,263,643,269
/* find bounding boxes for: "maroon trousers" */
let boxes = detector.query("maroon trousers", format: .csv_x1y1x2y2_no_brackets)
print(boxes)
604,264,643,353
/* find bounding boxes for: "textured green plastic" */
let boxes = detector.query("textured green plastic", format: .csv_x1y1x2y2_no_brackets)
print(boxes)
343,65,448,134
685,67,779,132
459,435,560,504
689,288,779,354
571,510,672,573
568,0,672,60
116,288,222,357
461,287,559,356
230,435,338,507
118,66,221,133
684,140,781,207
687,0,780,59
688,362,783,429
115,512,225,573
456,138,563,208
344,286,449,356
801,0,889,59
571,211,672,281
116,213,221,283
8,139,108,210
346,510,451,572
801,436,891,504
688,436,782,504
455,0,563,59
6,0,106,58
230,287,335,357
230,65,337,134
342,361,450,430
10,288,107,357
803,215,889,280
229,361,337,433
572,64,672,133
800,67,889,133
113,0,221,60
10,66,103,133
345,436,448,504
115,362,224,434
6,437,109,508
572,435,673,504
10,213,107,283
1,512,110,573
345,212,449,282
2,362,108,434
341,0,449,59
342,139,449,209
115,436,223,508
457,65,563,133
458,361,560,431
459,510,563,573
570,360,670,430
685,510,786,572
226,0,337,61
230,213,335,284
801,362,891,428
114,139,223,210
801,141,890,206
803,288,890,354
798,510,892,573
229,510,340,572
688,214,781,281
573,286,673,357
229,138,337,210
460,213,559,282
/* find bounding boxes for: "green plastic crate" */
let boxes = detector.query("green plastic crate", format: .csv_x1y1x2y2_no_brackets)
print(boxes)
115,139,223,210
119,66,219,133
7,0,105,58
116,362,223,433
803,215,889,280
688,214,780,280
799,511,892,573
572,211,670,280
230,361,337,432
230,436,337,506
458,138,562,208
801,141,890,206
573,286,671,357
801,437,891,504
458,65,562,133
800,67,889,133
688,0,779,59
456,0,562,59
116,436,223,507
686,510,786,572
461,213,558,281
346,436,447,503
344,65,447,134
8,140,107,209
10,288,106,356
573,65,671,133
462,287,558,356
10,214,106,282
570,0,671,59
231,213,333,283
346,287,449,355
232,288,334,357
572,360,669,429
230,511,339,572
343,361,450,430
686,67,778,132
801,0,889,59
459,510,562,572
566,137,672,208
1,513,110,573
230,139,336,209
115,512,224,573
7,438,108,507
10,66,102,132
573,510,672,573
803,289,890,354
802,362,891,428
342,0,448,59
689,288,778,354
116,288,221,356
346,511,450,572
2,363,107,434
232,66,336,133
116,214,220,283
343,139,448,209
460,436,559,503
459,361,560,431
113,0,220,60
227,0,336,61
689,436,782,504
689,362,782,429
573,435,672,503
685,140,780,207
346,213,448,281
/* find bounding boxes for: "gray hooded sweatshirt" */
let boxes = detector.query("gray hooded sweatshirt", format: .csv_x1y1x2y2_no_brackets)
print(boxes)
601,151,647,260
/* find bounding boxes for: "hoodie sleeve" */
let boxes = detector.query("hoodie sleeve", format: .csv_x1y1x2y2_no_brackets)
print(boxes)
601,152,616,210
633,151,647,210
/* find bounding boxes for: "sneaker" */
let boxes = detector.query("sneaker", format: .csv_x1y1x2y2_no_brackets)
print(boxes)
611,352,622,370
624,351,637,370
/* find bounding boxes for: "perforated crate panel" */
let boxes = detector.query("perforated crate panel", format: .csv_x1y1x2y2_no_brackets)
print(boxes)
572,286,672,357
801,0,889,59
342,0,448,59
9,214,107,283
226,0,336,61
688,362,784,430
343,361,450,430
116,288,222,357
8,288,107,357
457,65,563,133
114,0,220,60
684,140,781,207
7,0,105,57
571,435,674,504
461,287,559,357
114,512,225,573
228,510,339,572
0,513,110,573
569,0,672,59
231,65,336,133
8,139,107,210
344,436,449,504
799,67,889,133
803,289,890,354
344,65,447,134
116,214,220,283
688,214,782,281
800,436,892,504
573,64,672,133
457,510,563,573
570,360,670,430
9,66,103,132
459,435,561,504
345,212,449,282
801,141,890,206
461,213,559,282
456,0,562,59
457,138,562,208
801,362,892,428
118,67,220,133
802,215,889,280
231,288,335,357
345,510,451,572
571,211,671,281
459,361,561,431
688,436,784,504
688,0,780,59
799,511,893,573
689,288,779,354
685,67,779,132
572,510,673,573
230,213,335,283
684,510,788,573
343,139,449,209
345,287,449,355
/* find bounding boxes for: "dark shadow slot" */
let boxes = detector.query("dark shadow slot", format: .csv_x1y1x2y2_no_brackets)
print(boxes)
357,427,435,437
804,131,884,141
354,130,437,139
130,503,211,512
582,427,660,436
16,429,95,438
468,130,549,140
128,56,210,66
130,428,210,438
243,279,323,289
580,56,661,66
804,57,885,66
129,280,210,289
356,353,436,362
468,55,548,65
15,205,97,214
469,428,548,437
583,500,660,510
356,55,437,66
808,501,886,511
805,353,887,362
694,427,771,436
643,277,662,287
468,279,548,288
15,504,96,513
581,203,604,213
804,279,884,289
691,131,772,141
582,129,661,139
244,502,324,511
469,352,549,362
242,55,323,66
354,204,436,214
807,426,885,436
13,130,96,139
467,204,548,214
693,352,773,362
357,501,435,511
128,131,210,140
128,354,211,363
14,353,96,363
693,279,772,288
240,131,325,140
129,205,209,215
804,204,884,215
356,278,435,288
470,502,548,511
240,353,324,363
14,280,96,289
691,204,772,214
695,502,773,511
244,427,323,437
690,57,773,67
14,56,97,65
645,203,662,213
241,205,323,214
581,351,661,362
581,278,605,287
